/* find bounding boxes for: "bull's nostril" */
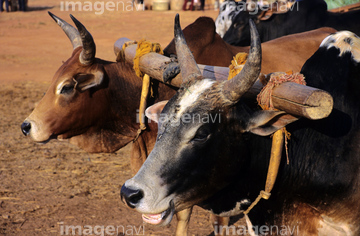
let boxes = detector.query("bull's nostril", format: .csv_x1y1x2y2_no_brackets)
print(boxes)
21,122,31,136
120,185,144,209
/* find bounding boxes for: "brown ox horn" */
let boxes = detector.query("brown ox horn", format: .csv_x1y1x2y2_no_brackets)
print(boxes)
174,14,202,83
48,11,82,50
70,14,96,65
221,19,261,103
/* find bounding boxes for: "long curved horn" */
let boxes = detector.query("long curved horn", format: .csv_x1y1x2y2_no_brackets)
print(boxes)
221,19,261,103
48,11,82,50
174,14,202,83
70,14,96,65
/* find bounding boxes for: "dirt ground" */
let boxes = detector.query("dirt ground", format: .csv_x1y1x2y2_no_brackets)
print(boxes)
0,0,245,235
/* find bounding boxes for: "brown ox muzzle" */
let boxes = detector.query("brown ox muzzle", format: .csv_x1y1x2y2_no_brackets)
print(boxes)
21,108,56,142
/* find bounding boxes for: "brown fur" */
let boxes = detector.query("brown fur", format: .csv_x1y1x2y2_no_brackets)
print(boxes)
164,17,337,74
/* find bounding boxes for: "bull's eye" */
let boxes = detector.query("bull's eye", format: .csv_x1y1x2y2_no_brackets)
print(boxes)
191,126,210,143
60,84,74,94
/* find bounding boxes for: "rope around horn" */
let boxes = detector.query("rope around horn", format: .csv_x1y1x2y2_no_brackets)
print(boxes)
117,39,164,142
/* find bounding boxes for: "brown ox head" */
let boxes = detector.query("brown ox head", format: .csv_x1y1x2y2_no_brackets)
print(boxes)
21,12,110,147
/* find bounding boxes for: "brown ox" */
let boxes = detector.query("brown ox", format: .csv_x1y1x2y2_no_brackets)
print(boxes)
164,16,337,74
21,13,174,157
21,13,335,236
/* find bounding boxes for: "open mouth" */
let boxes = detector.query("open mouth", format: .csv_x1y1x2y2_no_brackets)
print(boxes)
141,201,175,226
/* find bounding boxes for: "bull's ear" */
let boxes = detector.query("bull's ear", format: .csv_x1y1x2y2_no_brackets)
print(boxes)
75,71,104,92
145,101,168,123
245,110,298,136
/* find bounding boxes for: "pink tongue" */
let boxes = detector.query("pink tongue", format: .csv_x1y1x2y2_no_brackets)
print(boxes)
142,213,163,225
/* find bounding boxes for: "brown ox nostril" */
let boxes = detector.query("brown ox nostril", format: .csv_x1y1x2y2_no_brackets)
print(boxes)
21,122,31,136
120,185,144,209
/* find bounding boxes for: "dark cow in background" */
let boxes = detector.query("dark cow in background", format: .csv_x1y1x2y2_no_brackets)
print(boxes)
223,0,360,46
215,0,244,38
121,14,360,236
165,16,336,74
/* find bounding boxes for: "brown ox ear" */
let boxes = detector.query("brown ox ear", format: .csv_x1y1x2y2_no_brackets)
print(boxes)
245,110,298,136
145,101,168,123
74,71,104,92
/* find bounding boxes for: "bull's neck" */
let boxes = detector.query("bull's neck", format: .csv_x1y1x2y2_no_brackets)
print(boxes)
103,61,143,137
68,60,143,153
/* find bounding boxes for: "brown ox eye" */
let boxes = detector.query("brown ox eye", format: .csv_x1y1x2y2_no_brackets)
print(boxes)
60,84,74,94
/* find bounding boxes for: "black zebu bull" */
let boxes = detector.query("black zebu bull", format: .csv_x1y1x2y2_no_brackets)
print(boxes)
121,14,360,235
223,0,360,46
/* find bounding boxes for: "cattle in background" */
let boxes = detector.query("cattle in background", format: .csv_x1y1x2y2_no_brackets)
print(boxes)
215,0,244,38
121,14,360,235
223,0,360,46
165,16,336,74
